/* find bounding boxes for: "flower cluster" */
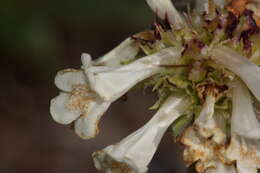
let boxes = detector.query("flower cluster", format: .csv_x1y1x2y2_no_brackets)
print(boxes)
50,0,260,172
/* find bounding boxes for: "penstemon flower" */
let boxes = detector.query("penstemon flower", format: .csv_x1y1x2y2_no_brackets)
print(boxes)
87,47,183,102
50,39,139,139
93,94,191,173
50,0,260,172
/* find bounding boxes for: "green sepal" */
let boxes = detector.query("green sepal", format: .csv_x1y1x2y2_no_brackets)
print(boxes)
171,114,194,140
168,74,190,89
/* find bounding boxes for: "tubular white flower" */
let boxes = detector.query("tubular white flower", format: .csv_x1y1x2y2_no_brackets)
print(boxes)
195,94,216,135
94,38,139,68
231,80,260,139
211,46,260,103
194,94,226,144
50,69,111,139
50,38,140,139
87,47,183,102
81,38,139,70
93,94,191,173
51,69,91,125
145,0,187,29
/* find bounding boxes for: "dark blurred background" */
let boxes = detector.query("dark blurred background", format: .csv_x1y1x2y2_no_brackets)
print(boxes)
0,0,193,173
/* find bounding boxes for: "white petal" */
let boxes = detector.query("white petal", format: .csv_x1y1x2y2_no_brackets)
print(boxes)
231,80,260,139
81,53,92,69
93,95,190,173
54,69,86,92
88,47,183,101
194,94,226,143
226,135,260,171
206,161,237,173
94,38,139,68
212,46,260,103
81,53,115,74
50,92,82,125
195,94,216,131
146,0,186,29
74,99,111,139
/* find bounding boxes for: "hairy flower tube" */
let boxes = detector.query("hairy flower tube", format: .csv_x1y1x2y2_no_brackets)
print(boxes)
87,47,182,101
50,0,260,172
93,94,190,173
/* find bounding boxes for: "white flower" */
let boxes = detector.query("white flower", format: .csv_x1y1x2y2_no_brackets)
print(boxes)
145,0,187,29
231,80,260,139
50,38,139,139
87,47,183,102
211,46,260,103
93,94,191,173
194,93,227,144
223,80,260,173
93,38,139,68
195,94,216,135
50,68,111,139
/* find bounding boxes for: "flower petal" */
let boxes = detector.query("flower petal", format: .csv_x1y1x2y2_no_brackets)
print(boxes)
94,38,139,68
212,46,260,103
50,92,82,125
93,94,190,173
88,47,183,101
74,99,111,139
146,0,186,29
226,135,260,172
181,127,217,172
231,80,260,139
195,94,216,132
81,53,92,70
54,69,86,92
194,94,226,143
